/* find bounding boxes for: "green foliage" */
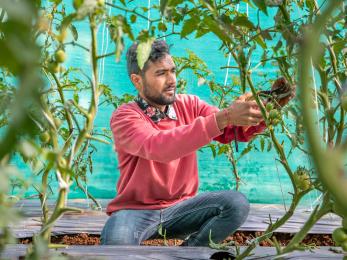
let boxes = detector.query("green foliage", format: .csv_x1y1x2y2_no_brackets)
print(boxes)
137,37,155,70
0,0,345,258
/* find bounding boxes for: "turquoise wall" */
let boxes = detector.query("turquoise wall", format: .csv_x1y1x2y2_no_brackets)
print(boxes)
15,1,321,207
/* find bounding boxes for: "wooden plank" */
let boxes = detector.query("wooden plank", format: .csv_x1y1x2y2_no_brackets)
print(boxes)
1,244,344,259
10,200,341,238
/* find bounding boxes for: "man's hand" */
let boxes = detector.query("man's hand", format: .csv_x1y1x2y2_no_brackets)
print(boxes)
216,92,264,130
227,99,263,126
236,92,254,102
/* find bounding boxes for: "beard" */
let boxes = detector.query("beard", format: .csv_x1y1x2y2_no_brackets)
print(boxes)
142,79,176,106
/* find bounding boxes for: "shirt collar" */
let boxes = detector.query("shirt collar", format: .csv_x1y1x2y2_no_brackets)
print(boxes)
135,95,177,123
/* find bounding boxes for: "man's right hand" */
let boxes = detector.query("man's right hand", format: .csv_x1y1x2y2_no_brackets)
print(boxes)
227,99,264,126
216,93,264,130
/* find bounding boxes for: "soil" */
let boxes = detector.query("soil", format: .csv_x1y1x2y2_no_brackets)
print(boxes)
19,231,334,247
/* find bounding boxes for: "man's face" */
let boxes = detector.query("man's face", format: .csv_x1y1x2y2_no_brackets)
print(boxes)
137,54,177,107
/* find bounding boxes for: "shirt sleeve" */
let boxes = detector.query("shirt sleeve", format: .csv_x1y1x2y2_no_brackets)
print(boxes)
193,95,266,144
110,104,223,163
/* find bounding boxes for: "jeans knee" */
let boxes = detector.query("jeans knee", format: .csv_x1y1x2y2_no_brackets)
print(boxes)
101,226,138,245
219,191,250,220
101,217,139,245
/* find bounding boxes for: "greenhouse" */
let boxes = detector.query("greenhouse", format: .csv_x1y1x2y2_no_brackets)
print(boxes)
0,0,346,259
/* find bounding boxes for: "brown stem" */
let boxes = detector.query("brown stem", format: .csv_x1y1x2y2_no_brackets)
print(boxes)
226,144,240,190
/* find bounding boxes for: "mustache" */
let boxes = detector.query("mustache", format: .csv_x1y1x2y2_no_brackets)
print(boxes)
164,85,176,90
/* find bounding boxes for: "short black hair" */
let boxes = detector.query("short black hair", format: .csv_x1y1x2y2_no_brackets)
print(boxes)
126,40,170,77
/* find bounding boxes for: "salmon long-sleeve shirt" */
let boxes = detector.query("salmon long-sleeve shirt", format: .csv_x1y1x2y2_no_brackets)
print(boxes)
106,94,265,215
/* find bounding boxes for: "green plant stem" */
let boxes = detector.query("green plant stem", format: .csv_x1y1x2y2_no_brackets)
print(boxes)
71,16,99,157
64,41,90,52
50,72,74,134
327,42,342,91
282,193,332,254
279,4,291,24
335,107,345,146
105,2,161,23
41,14,102,242
74,177,102,209
41,186,66,241
300,0,347,214
236,192,305,259
246,74,296,187
235,72,309,260
39,169,50,224
97,51,114,60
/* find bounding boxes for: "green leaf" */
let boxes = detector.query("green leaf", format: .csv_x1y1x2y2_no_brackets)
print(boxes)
69,24,78,41
260,137,265,152
203,16,230,43
252,0,268,15
196,27,209,38
305,0,315,11
130,14,137,23
332,40,347,57
160,0,169,15
73,92,79,104
233,15,255,30
209,144,216,158
158,22,167,32
274,40,283,52
254,34,267,49
137,38,155,70
61,14,75,31
267,140,272,152
260,30,272,40
181,17,199,38
49,0,62,4
239,144,253,159
217,145,228,155
158,223,163,236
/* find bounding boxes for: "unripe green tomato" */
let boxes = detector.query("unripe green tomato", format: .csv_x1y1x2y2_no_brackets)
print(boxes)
48,62,60,73
55,50,66,63
58,157,67,168
97,0,104,7
272,118,280,126
341,94,347,111
298,178,310,191
40,131,50,143
265,102,274,112
293,174,299,185
342,240,347,252
269,109,279,120
73,0,84,10
54,118,62,128
332,228,347,244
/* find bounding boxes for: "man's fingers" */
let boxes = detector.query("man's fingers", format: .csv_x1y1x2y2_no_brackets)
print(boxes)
247,101,261,109
249,109,263,118
238,92,253,101
246,117,263,126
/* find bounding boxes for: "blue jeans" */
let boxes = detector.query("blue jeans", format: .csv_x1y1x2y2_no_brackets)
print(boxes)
100,190,249,246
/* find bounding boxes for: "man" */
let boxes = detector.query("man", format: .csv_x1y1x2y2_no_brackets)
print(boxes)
101,40,266,246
